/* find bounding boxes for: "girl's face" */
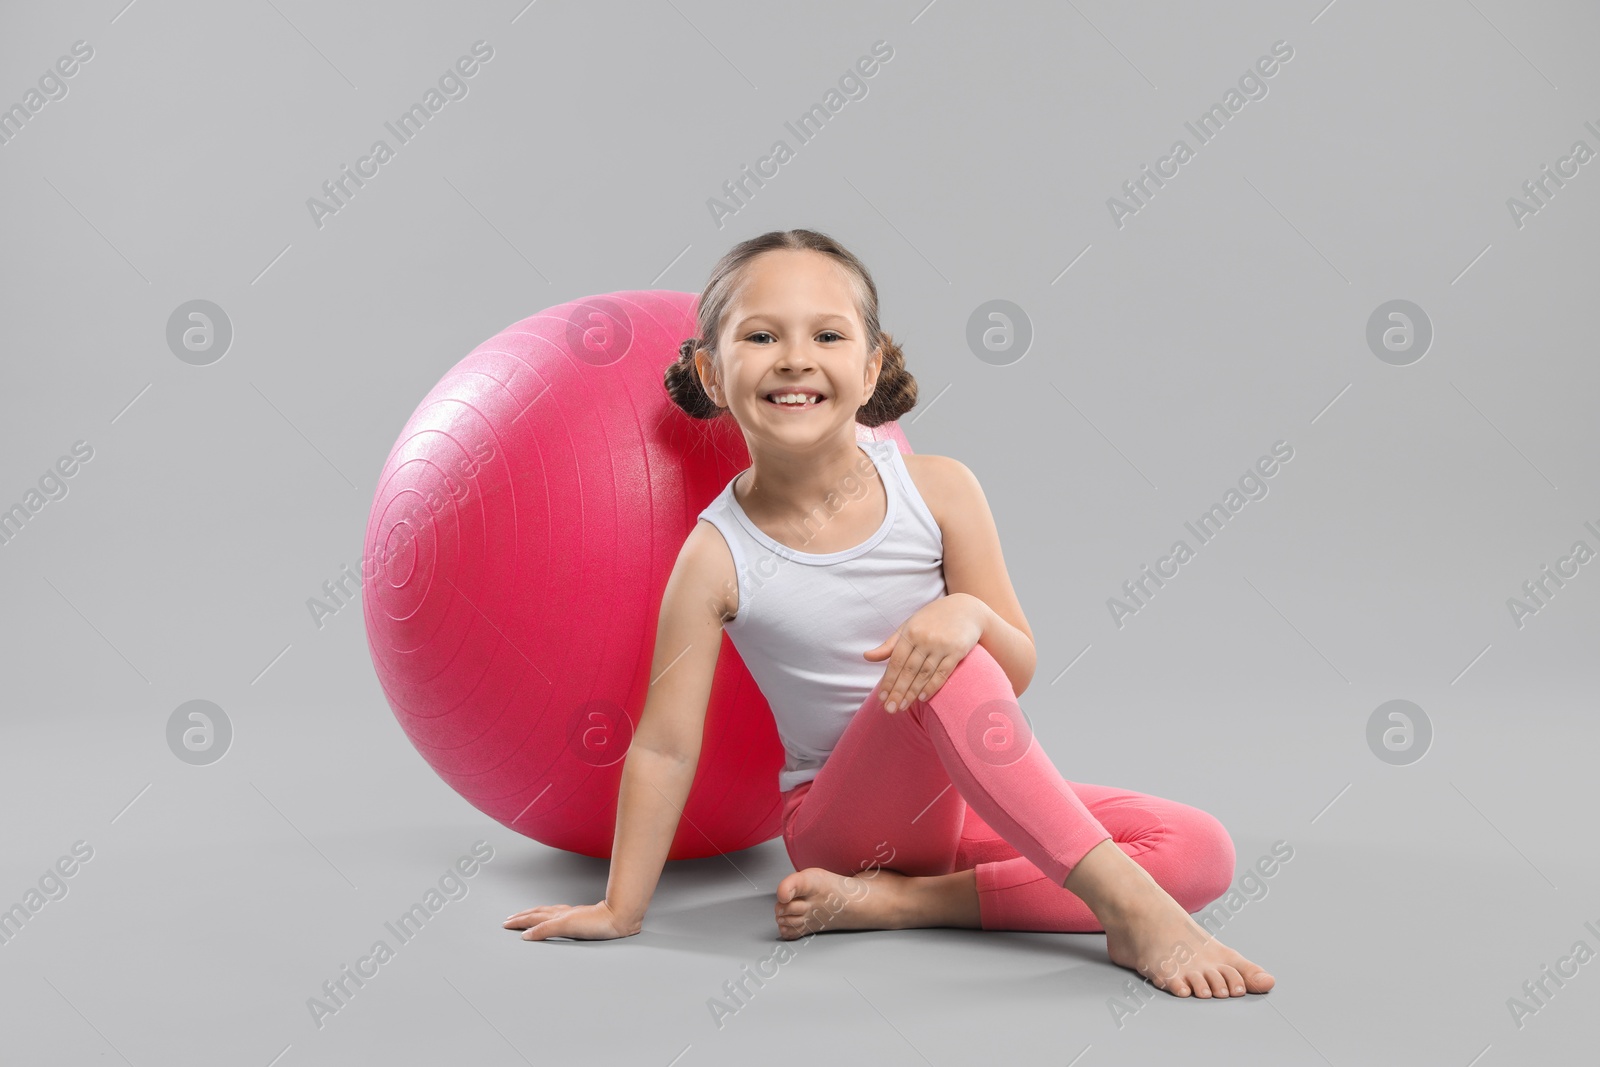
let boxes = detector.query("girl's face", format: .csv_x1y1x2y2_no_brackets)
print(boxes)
696,249,881,447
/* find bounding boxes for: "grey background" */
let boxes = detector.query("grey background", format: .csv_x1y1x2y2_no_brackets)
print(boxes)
2,0,1596,1064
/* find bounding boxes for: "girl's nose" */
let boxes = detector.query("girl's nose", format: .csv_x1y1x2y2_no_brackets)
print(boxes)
776,347,817,371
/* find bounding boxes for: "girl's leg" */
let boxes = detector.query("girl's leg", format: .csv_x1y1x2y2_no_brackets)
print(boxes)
783,642,1112,889
786,789,1235,934
778,643,1274,997
952,786,1236,932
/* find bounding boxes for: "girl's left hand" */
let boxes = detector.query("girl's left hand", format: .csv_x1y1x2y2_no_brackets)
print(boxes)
863,593,987,713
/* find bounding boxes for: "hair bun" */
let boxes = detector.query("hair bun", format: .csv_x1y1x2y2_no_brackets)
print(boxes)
857,332,917,427
664,337,720,421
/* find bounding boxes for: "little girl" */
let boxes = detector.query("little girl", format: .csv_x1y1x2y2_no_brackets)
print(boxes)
505,229,1274,999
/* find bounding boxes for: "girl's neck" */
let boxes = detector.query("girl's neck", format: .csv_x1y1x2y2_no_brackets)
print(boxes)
735,436,874,525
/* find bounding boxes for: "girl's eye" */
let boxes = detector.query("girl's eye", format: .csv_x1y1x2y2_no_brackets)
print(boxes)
746,330,845,344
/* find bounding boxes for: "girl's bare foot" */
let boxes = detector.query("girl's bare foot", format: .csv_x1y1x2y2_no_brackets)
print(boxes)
1071,841,1275,999
774,867,911,939
1103,893,1274,998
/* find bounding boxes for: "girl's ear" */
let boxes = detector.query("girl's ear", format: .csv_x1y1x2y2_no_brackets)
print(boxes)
862,344,883,402
693,348,719,401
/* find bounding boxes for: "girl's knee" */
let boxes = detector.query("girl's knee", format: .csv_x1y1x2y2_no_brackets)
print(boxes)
922,646,1022,743
1167,806,1237,911
926,644,1010,709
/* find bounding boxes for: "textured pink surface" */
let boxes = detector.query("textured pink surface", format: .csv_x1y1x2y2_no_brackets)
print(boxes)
362,290,913,860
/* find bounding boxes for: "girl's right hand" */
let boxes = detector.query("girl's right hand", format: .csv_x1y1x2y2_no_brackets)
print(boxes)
502,900,641,941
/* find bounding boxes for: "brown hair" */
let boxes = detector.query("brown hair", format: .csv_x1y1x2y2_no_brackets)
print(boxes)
662,229,917,428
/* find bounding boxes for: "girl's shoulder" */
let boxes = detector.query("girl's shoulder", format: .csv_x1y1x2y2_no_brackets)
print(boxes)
898,451,974,535
678,516,740,623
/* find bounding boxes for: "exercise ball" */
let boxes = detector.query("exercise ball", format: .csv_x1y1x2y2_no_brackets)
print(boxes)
363,290,914,860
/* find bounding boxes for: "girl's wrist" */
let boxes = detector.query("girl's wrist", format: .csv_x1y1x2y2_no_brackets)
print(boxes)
952,592,994,636
605,898,645,933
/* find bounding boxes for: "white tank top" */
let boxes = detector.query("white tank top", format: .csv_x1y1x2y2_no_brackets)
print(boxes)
696,438,948,792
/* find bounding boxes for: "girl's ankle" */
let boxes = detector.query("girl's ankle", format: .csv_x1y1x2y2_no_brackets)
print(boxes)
1065,841,1163,926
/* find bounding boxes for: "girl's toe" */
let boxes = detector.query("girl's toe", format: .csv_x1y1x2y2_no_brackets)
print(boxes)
1203,969,1230,999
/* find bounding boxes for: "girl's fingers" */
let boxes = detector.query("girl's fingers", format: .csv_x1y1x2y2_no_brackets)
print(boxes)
884,648,929,712
897,652,945,710
882,661,905,711
878,657,902,708
914,657,950,704
891,659,922,710
884,648,973,712
877,627,914,705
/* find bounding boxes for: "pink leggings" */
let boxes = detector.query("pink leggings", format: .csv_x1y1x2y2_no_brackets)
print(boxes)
780,644,1236,932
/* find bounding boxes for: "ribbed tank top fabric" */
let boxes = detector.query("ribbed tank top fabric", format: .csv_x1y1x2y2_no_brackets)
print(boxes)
696,439,948,792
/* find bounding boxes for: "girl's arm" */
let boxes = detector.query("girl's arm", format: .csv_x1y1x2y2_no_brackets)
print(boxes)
915,455,1038,696
602,749,700,933
603,524,731,929
960,592,1037,697
507,525,730,940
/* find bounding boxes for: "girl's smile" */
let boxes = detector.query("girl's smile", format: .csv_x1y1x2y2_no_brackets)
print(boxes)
762,389,828,412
